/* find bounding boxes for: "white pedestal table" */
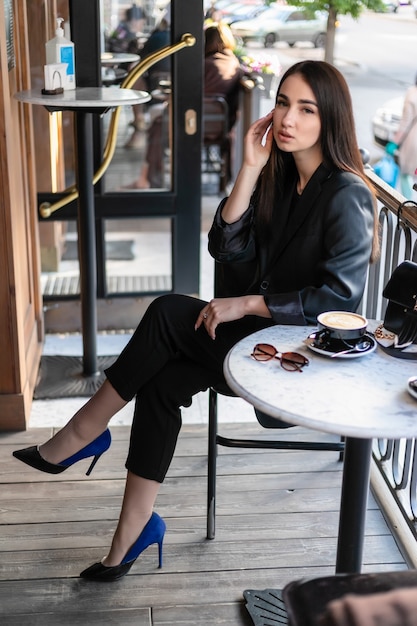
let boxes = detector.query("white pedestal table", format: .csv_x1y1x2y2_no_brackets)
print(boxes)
15,88,150,378
224,322,417,574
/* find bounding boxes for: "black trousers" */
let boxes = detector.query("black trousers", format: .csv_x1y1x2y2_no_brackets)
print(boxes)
105,294,273,482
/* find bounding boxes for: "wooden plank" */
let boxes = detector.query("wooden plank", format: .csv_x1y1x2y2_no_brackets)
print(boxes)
1,484,379,525
0,535,405,583
0,566,408,617
0,469,346,503
2,447,344,483
0,609,151,626
0,508,391,554
153,602,254,625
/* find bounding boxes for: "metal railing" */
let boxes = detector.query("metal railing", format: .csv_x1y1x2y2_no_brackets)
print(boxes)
361,169,417,561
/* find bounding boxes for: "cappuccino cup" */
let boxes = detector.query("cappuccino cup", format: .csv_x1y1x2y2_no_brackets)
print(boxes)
314,311,368,349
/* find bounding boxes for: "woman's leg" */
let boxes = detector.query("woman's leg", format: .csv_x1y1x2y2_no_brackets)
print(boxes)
39,380,126,464
99,356,225,567
36,294,233,465
103,472,160,566
104,294,242,401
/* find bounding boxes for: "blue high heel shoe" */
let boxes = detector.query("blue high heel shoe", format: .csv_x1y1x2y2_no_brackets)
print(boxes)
12,428,111,476
80,512,166,582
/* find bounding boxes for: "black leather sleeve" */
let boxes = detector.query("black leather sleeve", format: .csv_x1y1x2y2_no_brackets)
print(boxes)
264,180,374,324
208,199,256,263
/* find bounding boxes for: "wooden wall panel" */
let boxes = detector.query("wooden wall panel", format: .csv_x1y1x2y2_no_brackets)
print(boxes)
0,0,44,430
28,0,68,272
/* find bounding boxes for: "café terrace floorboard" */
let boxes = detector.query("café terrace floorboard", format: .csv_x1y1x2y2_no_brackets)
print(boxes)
0,422,408,625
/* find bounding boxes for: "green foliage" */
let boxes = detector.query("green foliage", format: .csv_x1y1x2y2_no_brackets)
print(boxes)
288,0,388,19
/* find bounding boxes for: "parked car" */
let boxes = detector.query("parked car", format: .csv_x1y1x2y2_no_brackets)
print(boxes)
413,0,417,17
230,5,328,48
222,3,268,25
204,0,262,12
374,0,400,12
371,96,403,147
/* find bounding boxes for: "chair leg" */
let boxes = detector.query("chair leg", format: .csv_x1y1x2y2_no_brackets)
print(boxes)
207,387,218,539
219,139,231,193
339,436,345,462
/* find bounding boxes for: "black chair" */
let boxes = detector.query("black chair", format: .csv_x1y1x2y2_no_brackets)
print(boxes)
202,95,232,194
206,261,345,540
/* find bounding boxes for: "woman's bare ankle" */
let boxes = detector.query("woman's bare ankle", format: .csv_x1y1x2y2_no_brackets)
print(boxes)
102,514,152,567
39,419,104,464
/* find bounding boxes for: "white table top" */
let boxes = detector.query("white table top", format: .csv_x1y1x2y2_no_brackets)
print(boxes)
101,52,140,65
14,87,150,108
224,323,417,440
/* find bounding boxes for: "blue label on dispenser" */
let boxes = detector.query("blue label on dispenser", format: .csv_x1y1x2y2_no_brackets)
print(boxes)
60,46,74,75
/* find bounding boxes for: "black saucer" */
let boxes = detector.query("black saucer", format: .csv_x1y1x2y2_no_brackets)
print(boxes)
306,332,377,359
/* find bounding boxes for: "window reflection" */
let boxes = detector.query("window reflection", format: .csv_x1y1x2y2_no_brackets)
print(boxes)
101,1,172,192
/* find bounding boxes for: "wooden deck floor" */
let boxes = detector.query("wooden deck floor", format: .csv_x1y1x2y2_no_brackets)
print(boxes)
0,423,408,625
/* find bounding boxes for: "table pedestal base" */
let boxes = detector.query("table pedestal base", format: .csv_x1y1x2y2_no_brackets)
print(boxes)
33,355,117,399
245,571,417,626
244,589,288,625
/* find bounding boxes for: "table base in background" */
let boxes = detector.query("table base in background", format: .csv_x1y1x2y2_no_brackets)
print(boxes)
244,589,288,625
247,571,417,626
33,355,117,399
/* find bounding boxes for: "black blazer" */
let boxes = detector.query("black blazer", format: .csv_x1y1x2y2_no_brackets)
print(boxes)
208,164,375,325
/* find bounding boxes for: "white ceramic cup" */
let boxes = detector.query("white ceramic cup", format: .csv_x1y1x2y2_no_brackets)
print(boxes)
315,311,368,347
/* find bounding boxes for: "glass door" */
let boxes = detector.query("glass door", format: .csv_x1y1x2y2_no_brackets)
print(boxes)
39,0,204,307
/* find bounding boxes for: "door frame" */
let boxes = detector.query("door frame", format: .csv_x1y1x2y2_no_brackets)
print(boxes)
38,0,204,297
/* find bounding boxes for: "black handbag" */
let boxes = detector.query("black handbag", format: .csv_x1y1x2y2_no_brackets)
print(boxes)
383,260,417,347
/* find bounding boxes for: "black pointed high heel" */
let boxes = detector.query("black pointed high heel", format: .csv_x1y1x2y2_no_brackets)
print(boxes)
80,512,166,582
12,428,111,475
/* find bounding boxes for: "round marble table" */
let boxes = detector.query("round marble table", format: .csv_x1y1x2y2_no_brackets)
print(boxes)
15,88,150,377
15,86,148,112
224,322,417,573
100,52,140,66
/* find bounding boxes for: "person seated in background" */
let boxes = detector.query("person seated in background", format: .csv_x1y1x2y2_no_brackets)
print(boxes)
124,14,171,146
106,3,146,55
393,72,417,199
123,22,244,189
204,22,244,133
204,2,223,26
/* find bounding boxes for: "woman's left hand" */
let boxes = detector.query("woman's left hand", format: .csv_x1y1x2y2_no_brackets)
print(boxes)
195,297,248,340
195,295,270,340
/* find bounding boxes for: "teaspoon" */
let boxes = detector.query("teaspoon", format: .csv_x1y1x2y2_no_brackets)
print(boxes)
330,340,371,358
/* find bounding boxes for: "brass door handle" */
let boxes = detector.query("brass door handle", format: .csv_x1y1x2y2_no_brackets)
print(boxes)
185,109,197,135
40,33,196,218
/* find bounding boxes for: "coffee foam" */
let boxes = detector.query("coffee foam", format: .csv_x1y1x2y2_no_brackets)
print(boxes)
318,311,366,330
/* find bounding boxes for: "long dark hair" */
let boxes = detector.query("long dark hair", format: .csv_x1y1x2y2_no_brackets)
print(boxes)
254,60,379,261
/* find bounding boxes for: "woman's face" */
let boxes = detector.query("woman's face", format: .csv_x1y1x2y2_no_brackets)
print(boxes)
272,73,322,157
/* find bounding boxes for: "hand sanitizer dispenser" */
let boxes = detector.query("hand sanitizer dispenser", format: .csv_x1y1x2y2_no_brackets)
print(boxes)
45,18,76,90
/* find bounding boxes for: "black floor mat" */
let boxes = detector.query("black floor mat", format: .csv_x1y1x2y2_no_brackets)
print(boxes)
34,355,118,398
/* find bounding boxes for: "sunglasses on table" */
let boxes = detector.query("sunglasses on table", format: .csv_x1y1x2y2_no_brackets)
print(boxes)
251,343,309,372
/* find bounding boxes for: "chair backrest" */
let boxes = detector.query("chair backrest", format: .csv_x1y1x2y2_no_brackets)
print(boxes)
203,95,229,145
213,260,293,428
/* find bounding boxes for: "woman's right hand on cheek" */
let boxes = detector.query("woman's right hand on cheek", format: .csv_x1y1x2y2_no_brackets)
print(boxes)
243,111,274,169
